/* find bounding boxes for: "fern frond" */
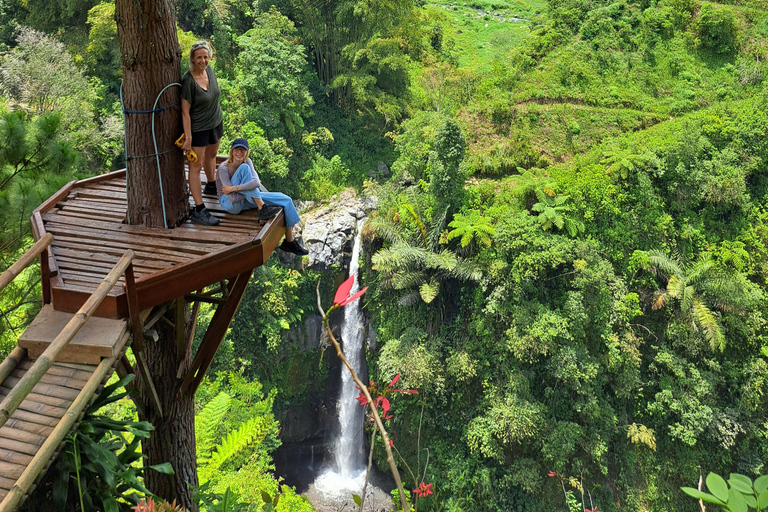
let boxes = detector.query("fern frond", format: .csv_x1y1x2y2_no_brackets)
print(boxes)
199,416,270,483
398,291,422,306
195,392,231,463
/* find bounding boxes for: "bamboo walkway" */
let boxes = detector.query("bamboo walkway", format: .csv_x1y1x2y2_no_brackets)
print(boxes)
0,166,287,510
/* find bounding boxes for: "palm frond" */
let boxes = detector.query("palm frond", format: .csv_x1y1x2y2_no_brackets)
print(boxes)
392,270,427,291
648,250,683,277
367,214,405,245
691,299,725,351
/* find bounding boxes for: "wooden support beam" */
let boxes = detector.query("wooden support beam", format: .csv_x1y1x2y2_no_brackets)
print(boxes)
143,303,171,332
176,295,202,379
175,297,186,361
180,270,252,395
134,351,162,419
124,263,145,352
123,262,162,418
182,294,226,306
115,355,146,418
40,247,50,305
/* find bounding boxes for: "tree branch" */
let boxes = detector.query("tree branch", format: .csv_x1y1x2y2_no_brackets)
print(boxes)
318,283,410,512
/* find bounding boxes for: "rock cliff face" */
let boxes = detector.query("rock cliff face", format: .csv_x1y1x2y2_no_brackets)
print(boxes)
273,190,376,487
286,189,376,270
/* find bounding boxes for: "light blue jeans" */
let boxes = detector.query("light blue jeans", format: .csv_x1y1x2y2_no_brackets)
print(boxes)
219,163,301,227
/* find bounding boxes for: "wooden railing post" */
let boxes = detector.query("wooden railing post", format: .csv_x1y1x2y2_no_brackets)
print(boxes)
0,250,134,430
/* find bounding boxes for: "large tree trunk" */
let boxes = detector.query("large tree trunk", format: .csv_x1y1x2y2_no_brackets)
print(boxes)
115,1,197,509
116,0,189,228
140,313,198,510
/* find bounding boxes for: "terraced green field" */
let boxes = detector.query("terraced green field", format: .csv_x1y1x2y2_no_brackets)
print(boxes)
426,0,546,69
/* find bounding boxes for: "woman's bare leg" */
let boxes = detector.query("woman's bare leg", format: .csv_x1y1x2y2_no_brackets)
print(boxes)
188,152,204,205
203,141,221,183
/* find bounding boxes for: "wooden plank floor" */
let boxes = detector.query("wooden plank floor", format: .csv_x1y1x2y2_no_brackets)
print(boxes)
33,168,286,318
0,358,98,502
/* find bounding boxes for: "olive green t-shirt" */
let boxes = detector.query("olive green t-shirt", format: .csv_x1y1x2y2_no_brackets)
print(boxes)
180,65,223,132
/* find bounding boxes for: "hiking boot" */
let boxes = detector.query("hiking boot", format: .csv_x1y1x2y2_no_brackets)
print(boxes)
190,207,220,226
279,240,309,256
203,181,218,195
259,205,282,221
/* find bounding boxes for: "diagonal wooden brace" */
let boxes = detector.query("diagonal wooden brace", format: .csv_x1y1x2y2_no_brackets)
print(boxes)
180,270,252,395
124,263,163,418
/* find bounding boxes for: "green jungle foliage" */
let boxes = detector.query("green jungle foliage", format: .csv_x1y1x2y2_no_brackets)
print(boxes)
0,0,766,510
18,375,174,512
193,372,314,512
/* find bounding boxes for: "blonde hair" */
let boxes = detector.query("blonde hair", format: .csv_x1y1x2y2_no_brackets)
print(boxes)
227,147,249,164
189,40,211,62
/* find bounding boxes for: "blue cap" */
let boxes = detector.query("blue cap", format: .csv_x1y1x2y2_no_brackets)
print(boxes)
231,138,249,150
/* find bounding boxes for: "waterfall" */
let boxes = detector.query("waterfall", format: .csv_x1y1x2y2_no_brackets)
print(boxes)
334,217,367,477
313,218,368,498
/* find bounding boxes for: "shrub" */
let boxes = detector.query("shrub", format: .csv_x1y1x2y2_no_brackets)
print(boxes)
697,3,738,54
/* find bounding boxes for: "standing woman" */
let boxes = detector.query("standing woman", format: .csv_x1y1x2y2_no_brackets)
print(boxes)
180,40,222,226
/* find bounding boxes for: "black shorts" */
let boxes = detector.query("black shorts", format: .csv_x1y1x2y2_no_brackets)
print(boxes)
191,121,224,147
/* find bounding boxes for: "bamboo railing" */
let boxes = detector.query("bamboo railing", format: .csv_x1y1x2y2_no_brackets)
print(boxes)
0,330,131,512
0,233,53,293
0,250,135,430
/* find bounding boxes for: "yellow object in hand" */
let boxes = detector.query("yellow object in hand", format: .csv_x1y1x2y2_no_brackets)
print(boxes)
175,133,198,162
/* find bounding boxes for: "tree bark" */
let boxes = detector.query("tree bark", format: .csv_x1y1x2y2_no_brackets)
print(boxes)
116,0,189,228
140,312,198,510
115,1,197,509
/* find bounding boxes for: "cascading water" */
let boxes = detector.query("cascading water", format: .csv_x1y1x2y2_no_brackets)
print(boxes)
313,218,368,498
334,217,367,477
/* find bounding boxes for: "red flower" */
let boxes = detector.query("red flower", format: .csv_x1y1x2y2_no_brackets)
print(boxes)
355,392,368,406
385,374,418,395
413,482,433,498
547,471,557,477
585,508,602,512
333,275,368,307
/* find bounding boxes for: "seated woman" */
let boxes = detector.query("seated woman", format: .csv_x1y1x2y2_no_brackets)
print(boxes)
217,138,309,255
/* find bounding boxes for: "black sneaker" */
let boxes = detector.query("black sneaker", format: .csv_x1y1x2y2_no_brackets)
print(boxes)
190,207,220,226
279,240,309,256
203,181,218,195
259,205,282,220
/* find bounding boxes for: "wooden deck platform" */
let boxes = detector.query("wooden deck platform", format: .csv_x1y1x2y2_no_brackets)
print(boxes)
0,162,294,510
31,168,286,319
